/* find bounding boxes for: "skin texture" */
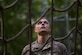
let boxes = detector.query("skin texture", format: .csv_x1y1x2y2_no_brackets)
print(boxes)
35,18,51,34
34,17,51,44
22,17,68,55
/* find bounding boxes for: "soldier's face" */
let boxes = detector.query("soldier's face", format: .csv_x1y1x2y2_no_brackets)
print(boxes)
34,18,51,33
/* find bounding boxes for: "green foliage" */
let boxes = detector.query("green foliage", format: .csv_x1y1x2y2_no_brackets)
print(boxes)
0,0,82,55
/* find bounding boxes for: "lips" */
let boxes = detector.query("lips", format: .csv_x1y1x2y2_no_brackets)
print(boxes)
41,27,46,29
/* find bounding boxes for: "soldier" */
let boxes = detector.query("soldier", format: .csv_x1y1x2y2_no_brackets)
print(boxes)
22,17,68,55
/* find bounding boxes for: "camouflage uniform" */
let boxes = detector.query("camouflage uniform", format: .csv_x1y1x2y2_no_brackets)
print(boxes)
22,40,68,55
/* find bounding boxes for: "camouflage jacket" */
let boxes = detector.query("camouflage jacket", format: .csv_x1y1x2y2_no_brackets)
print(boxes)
22,40,68,55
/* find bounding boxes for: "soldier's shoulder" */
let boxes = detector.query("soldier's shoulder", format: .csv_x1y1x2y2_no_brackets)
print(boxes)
53,41,67,48
23,41,36,50
54,41,68,55
21,44,29,55
22,44,29,53
22,41,36,55
24,41,35,50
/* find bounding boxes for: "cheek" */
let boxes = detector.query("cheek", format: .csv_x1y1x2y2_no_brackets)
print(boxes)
35,26,40,32
47,26,51,31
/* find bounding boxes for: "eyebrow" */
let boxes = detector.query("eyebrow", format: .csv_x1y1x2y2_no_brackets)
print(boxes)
38,20,48,23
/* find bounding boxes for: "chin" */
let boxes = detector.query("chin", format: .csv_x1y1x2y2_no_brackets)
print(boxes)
40,30,47,32
41,31,47,32
39,31,49,34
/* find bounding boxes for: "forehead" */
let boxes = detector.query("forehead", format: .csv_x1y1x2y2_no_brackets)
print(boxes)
38,18,49,22
34,18,50,27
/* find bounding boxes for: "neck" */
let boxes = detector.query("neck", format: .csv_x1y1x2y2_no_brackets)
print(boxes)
37,34,50,44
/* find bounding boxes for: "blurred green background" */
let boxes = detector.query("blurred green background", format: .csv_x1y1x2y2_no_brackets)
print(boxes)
0,0,82,55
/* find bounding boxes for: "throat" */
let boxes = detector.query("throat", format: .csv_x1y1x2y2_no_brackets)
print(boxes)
37,34,50,44
39,31,48,36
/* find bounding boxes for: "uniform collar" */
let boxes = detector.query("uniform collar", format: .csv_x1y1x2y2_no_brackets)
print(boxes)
32,40,51,52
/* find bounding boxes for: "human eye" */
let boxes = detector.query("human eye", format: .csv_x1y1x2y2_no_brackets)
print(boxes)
44,21,48,24
37,21,42,24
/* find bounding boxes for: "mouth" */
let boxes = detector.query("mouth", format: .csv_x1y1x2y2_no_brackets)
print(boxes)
41,27,46,29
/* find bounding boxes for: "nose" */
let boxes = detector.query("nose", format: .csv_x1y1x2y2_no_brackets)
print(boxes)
42,22,44,25
42,23,44,25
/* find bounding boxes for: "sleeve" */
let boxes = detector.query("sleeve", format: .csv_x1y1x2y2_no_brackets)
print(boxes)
21,45,30,55
59,43,68,55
